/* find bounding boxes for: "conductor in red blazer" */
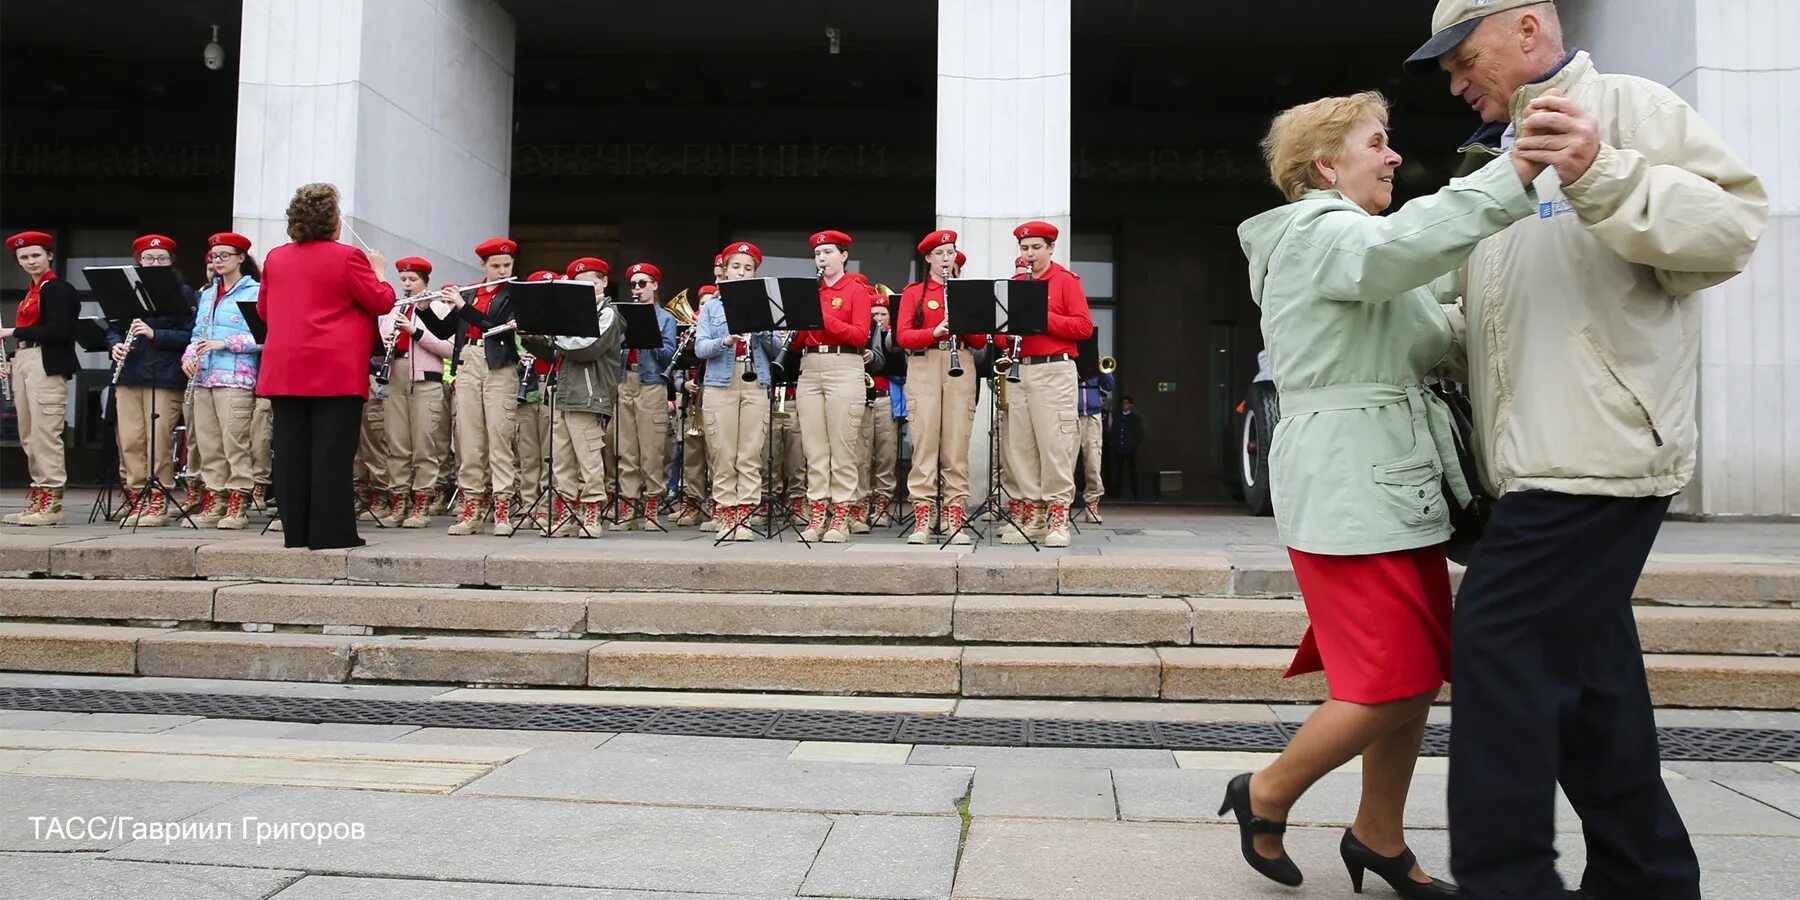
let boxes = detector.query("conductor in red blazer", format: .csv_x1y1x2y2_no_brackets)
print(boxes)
255,183,395,549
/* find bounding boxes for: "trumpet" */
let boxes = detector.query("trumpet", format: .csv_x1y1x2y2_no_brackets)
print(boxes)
1099,356,1117,374
110,329,140,385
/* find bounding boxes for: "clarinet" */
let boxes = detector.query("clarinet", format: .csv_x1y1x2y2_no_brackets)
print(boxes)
943,264,964,378
1005,263,1028,384
183,276,223,411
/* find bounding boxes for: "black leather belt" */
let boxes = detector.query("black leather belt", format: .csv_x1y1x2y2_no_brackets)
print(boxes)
803,346,852,355
423,371,443,382
1022,353,1072,366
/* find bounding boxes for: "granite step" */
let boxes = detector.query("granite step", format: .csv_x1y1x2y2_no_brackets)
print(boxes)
3,623,1799,708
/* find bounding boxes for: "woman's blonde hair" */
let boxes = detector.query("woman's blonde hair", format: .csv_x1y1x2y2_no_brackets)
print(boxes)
1260,91,1390,203
286,182,341,243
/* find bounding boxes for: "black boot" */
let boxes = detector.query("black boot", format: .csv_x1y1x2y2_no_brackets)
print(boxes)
1218,773,1302,887
1340,828,1457,898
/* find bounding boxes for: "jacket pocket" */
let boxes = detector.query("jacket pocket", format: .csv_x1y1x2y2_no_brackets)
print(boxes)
1370,456,1446,533
1579,329,1664,448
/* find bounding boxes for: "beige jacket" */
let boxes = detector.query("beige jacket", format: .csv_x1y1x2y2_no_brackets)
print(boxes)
1458,51,1766,499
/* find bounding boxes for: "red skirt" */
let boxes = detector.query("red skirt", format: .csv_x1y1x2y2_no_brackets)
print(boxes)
1283,544,1453,704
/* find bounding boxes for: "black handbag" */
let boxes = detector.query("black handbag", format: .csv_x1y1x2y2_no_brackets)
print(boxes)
1428,380,1492,565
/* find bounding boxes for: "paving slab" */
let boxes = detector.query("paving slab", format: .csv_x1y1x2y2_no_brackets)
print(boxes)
1159,647,1330,702
1186,596,1309,646
162,718,317,740
215,583,588,634
952,699,1279,723
6,748,493,793
595,733,799,758
1635,562,1800,606
460,746,972,815
801,814,961,900
0,579,216,622
907,745,1176,770
970,767,1118,819
348,540,487,586
0,710,89,729
265,877,788,900
102,785,831,895
587,592,953,639
0,855,302,900
790,741,915,765
0,775,252,850
484,544,958,594
0,622,165,675
136,631,356,683
46,534,205,579
196,541,348,582
953,595,1191,645
272,723,423,743
1057,553,1231,596
1634,606,1800,655
0,671,457,700
962,646,1161,698
0,529,77,575
1715,778,1800,820
432,686,957,714
1643,654,1800,709
956,557,1060,595
39,713,202,733
352,635,600,686
391,727,615,749
588,641,961,694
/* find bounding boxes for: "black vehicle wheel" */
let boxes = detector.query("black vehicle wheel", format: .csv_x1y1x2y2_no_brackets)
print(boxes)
1240,382,1278,517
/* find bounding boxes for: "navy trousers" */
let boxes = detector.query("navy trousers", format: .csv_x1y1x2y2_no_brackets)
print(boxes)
271,396,366,551
1449,490,1698,900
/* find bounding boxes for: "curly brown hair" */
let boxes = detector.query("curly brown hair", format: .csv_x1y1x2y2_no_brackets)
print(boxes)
285,182,341,243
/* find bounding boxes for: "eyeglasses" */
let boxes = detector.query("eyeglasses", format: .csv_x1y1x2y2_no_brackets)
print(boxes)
206,251,239,261
138,254,173,264
630,280,651,288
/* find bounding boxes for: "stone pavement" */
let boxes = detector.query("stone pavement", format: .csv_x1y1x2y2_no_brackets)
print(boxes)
2,686,1797,899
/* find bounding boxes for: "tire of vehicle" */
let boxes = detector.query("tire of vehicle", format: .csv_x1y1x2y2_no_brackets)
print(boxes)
1241,381,1279,517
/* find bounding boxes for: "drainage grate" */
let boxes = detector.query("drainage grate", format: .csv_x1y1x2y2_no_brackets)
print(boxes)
1155,721,1292,752
767,711,902,743
898,715,1029,747
1029,719,1161,748
1,687,1795,760
640,708,778,738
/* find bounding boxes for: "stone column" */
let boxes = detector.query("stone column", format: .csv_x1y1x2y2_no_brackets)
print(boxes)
232,0,514,286
1567,0,1799,517
937,0,1073,504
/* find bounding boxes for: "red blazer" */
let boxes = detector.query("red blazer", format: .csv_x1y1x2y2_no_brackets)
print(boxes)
256,240,395,398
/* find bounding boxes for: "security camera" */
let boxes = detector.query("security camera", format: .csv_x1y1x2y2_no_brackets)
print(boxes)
825,26,841,55
203,25,225,71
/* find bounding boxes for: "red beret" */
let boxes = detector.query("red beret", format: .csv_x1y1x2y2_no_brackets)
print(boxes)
722,242,763,264
916,229,957,255
133,234,176,256
565,257,608,278
6,231,53,252
698,284,719,297
527,270,558,282
625,262,662,283
395,256,433,275
209,232,252,252
955,251,967,269
712,254,725,268
1014,256,1028,269
809,230,852,250
475,237,517,259
1013,220,1058,242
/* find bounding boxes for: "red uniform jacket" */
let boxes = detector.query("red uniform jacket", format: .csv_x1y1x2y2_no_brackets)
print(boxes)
1007,262,1093,357
895,279,989,351
256,240,396,398
798,272,873,350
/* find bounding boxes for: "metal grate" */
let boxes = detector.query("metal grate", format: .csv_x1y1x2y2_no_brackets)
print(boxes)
1,687,1795,759
767,711,902,743
897,715,1029,747
1029,719,1161,748
640,708,779,738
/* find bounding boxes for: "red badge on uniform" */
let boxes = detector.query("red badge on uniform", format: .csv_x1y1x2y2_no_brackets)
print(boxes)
830,296,844,309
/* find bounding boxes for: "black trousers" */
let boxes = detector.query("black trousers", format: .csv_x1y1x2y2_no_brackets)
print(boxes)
1110,452,1139,498
1449,490,1697,900
271,395,365,551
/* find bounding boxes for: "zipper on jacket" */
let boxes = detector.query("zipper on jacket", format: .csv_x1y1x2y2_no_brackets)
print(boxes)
1582,332,1664,447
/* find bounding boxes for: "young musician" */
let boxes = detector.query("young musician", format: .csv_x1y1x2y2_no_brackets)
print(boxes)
772,385,805,522
696,243,783,540
514,270,558,529
1,231,80,526
1003,221,1093,546
896,230,986,544
354,335,396,525
674,287,710,529
858,299,902,529
437,237,522,535
100,235,198,527
796,230,874,542
611,262,679,530
520,257,621,536
180,232,263,530
1076,368,1115,522
381,257,455,528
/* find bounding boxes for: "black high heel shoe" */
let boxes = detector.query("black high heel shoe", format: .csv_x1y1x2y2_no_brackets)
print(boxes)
1218,772,1302,887
1340,828,1457,898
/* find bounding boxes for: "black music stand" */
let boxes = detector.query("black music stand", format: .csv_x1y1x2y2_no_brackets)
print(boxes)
69,318,122,524
84,266,198,531
719,277,823,545
510,280,601,538
942,278,1049,550
608,302,670,532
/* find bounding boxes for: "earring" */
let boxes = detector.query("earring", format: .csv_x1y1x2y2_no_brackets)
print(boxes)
1327,174,1337,186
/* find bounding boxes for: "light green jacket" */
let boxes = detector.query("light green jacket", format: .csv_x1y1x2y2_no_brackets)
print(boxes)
1238,155,1538,555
